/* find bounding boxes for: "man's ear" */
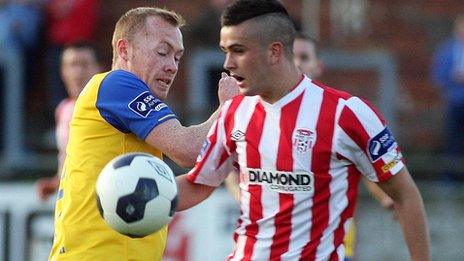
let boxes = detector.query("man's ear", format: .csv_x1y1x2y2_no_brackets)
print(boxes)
268,42,283,65
117,39,129,61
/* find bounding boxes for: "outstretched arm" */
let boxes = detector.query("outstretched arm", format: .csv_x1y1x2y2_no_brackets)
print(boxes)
378,167,430,261
145,73,239,167
176,174,216,211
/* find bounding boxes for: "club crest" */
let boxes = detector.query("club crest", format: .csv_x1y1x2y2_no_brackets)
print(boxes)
293,129,316,153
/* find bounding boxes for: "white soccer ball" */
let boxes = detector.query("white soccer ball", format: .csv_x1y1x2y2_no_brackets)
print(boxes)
96,152,178,238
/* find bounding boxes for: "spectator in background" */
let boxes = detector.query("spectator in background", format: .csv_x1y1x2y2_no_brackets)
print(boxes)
0,0,42,88
45,0,100,113
0,0,42,51
36,42,102,201
431,14,464,182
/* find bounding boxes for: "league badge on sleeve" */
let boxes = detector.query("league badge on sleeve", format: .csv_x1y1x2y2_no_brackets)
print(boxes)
128,91,168,118
367,127,397,162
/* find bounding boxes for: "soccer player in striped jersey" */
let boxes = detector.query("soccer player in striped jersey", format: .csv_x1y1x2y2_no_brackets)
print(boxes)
225,32,397,260
294,33,396,261
176,0,430,260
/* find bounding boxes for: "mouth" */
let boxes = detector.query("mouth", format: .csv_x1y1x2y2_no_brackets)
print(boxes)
230,74,245,86
156,78,172,88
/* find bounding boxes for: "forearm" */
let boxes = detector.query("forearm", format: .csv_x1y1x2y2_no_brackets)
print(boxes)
394,187,430,261
172,108,220,166
145,108,221,168
176,174,215,211
378,168,430,260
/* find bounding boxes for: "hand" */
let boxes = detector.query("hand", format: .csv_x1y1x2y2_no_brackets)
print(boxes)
36,176,60,201
380,196,394,210
218,72,240,105
379,196,399,220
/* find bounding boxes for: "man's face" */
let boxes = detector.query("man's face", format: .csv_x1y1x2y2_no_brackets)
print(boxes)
220,22,269,97
61,48,100,99
293,38,322,79
126,16,184,100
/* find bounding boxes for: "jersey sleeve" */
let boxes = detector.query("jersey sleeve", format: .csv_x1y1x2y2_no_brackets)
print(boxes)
336,97,404,182
187,101,236,187
96,70,178,140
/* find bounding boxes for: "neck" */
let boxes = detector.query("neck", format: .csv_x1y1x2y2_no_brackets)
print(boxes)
260,64,302,104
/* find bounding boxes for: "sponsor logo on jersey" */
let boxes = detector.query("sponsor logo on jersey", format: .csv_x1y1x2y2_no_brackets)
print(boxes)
244,168,314,193
197,140,210,162
293,129,316,153
231,130,245,141
154,103,167,111
367,127,397,162
128,91,168,117
381,150,403,173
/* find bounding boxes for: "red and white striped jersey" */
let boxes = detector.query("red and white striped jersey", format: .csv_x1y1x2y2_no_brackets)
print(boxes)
187,75,404,261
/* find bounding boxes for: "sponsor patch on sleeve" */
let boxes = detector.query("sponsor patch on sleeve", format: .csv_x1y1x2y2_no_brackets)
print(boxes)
128,91,168,118
197,140,211,162
381,151,403,173
367,127,397,162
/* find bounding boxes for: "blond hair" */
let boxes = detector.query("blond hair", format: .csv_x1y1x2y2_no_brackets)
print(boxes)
111,6,185,65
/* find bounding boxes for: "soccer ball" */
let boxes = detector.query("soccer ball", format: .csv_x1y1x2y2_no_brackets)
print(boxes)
96,152,178,238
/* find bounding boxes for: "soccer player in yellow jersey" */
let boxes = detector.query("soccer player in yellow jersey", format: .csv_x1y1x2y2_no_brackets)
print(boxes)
49,7,238,260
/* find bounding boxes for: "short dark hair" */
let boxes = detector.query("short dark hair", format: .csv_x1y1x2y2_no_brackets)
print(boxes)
62,41,101,63
221,0,289,26
221,0,296,57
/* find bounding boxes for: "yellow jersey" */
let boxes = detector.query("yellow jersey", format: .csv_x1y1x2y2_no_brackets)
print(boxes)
49,70,177,260
343,219,356,260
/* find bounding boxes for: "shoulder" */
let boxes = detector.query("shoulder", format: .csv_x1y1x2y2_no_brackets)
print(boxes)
341,95,386,126
310,79,353,101
103,70,145,86
99,70,150,100
309,80,386,124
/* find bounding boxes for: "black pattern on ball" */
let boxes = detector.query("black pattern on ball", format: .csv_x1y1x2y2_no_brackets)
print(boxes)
96,194,104,217
116,178,159,223
169,195,178,217
113,153,149,169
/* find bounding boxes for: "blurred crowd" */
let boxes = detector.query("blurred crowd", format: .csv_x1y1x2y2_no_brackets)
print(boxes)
0,0,100,158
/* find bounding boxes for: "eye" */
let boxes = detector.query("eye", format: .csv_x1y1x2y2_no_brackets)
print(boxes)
232,48,245,54
299,54,309,61
157,51,167,56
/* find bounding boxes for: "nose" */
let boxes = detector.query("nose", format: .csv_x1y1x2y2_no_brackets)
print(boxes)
164,57,178,74
223,53,235,71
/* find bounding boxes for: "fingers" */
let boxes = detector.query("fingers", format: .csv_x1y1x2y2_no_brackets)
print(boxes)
218,72,240,105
